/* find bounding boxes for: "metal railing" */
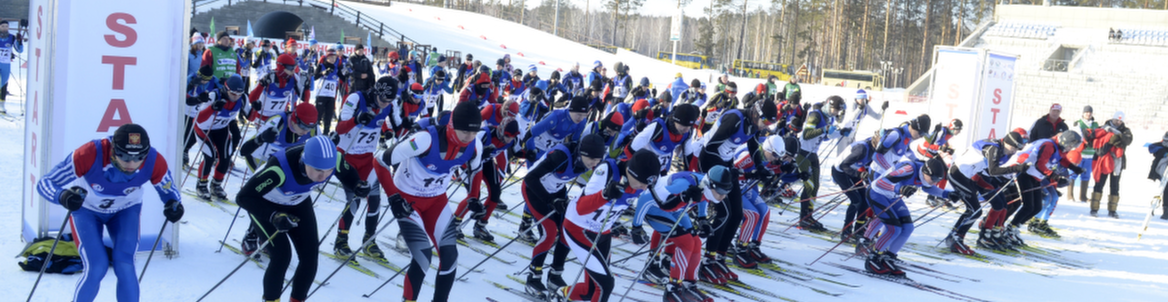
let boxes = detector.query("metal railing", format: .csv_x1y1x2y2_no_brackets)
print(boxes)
190,0,420,46
1041,59,1069,72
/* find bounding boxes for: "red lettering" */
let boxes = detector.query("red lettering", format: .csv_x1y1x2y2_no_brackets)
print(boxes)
992,88,1002,104
948,84,960,99
29,174,36,207
96,99,133,132
946,103,958,120
36,6,42,38
991,108,1001,123
104,13,137,48
102,56,137,90
987,128,997,140
32,91,37,125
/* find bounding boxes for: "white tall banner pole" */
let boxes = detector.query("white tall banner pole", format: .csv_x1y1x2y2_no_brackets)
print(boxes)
976,51,1019,142
22,0,187,254
926,47,981,149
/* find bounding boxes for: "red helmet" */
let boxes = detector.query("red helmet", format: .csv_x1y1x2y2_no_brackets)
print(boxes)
292,102,319,127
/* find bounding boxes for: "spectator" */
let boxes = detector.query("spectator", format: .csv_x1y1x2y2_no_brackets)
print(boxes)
1070,105,1099,202
189,33,205,77
1148,131,1168,220
1084,111,1133,218
455,53,474,89
1117,29,1124,41
347,44,375,93
1109,28,1116,41
1029,103,1068,141
202,31,241,82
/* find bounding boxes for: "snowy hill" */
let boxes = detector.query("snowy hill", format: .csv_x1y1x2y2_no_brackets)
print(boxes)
5,3,1168,301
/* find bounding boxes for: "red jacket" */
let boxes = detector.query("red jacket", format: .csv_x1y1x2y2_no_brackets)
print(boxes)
1090,128,1124,181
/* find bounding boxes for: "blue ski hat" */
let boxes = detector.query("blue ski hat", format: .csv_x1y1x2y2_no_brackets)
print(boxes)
856,89,868,100
704,165,733,195
593,60,603,70
335,42,344,51
225,74,246,93
303,136,337,170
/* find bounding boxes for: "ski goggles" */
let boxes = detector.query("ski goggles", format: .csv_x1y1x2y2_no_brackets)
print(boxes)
114,149,148,162
281,63,297,70
296,119,317,131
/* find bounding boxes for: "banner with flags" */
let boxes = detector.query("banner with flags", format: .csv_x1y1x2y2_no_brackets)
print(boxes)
339,29,345,43
366,31,372,47
309,26,316,42
246,20,253,38
209,17,216,33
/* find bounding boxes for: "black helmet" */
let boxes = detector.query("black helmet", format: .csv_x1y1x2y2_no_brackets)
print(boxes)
703,165,733,195
550,70,561,80
1056,130,1082,151
670,104,699,128
370,76,399,100
450,101,483,132
826,95,846,111
949,119,963,132
112,124,151,161
910,114,932,133
628,149,662,185
577,134,607,159
922,156,947,182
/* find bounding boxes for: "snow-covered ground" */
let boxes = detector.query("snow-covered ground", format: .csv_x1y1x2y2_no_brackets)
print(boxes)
6,3,1168,301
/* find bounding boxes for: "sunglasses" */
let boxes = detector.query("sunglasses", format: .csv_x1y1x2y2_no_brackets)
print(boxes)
282,63,297,70
114,149,148,162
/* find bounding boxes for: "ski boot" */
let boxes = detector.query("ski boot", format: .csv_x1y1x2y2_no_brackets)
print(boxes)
362,233,385,259
839,225,855,244
1160,196,1167,220
976,228,1002,251
629,227,650,245
210,179,228,201
1037,220,1061,238
1005,225,1026,248
854,237,875,258
183,153,190,168
731,242,758,268
610,221,629,239
1026,218,1041,234
926,195,944,208
241,231,260,257
644,253,672,285
517,215,539,244
663,281,688,302
798,217,828,232
885,252,906,276
473,220,495,242
524,266,549,299
945,233,976,255
714,253,738,281
746,241,773,264
698,254,727,285
864,252,894,275
333,233,353,257
990,227,1015,251
683,280,715,302
779,184,797,198
549,285,570,302
547,268,568,289
495,199,509,211
196,179,213,200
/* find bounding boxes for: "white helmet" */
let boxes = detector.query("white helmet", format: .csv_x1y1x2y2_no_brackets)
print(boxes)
762,135,792,159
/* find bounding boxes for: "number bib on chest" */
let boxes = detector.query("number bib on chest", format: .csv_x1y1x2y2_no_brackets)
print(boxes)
317,79,339,98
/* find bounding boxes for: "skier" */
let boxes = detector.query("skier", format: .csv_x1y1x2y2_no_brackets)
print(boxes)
621,103,699,175
833,89,888,157
236,136,367,302
422,69,454,117
0,20,24,112
695,98,778,283
184,65,222,167
564,63,586,97
251,39,277,82
551,149,661,302
329,77,404,259
922,119,963,208
521,134,608,299
833,135,876,243
949,130,1030,252
1084,111,1134,218
697,83,738,134
730,136,805,268
857,115,931,247
1070,105,1099,202
580,110,626,157
635,166,731,302
1003,130,1083,246
864,154,955,276
674,79,707,109
36,124,183,302
239,102,318,171
372,101,484,302
313,47,348,135
460,72,498,108
609,62,632,101
452,118,520,239
795,96,851,232
192,74,246,201
1148,132,1168,220
247,54,310,121
517,95,592,242
454,53,474,89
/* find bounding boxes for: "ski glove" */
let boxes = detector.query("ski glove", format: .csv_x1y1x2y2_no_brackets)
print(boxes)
603,180,628,200
798,170,813,181
899,186,918,198
1068,164,1084,176
694,217,713,238
947,190,965,203
353,180,372,198
880,101,889,111
271,212,300,232
681,185,703,204
198,92,211,103
387,193,414,219
258,128,278,143
840,127,853,137
211,98,227,111
355,110,376,125
552,198,569,216
163,199,184,222
59,186,87,211
466,197,485,215
630,227,649,245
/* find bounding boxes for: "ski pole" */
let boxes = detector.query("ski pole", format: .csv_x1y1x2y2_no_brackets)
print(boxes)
806,195,906,267
216,120,253,187
25,211,73,302
616,202,694,302
138,221,170,283
453,210,557,281
317,199,355,246
179,131,207,189
196,230,285,302
307,215,400,299
215,207,245,253
780,181,866,232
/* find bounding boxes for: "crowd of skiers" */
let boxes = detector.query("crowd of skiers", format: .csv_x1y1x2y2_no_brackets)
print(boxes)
29,27,1168,302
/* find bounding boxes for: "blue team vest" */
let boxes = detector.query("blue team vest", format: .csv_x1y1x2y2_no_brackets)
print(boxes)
81,139,158,211
417,126,478,175
266,148,333,205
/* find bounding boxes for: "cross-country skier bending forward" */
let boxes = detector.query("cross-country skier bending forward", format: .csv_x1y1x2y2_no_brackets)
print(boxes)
863,154,952,277
373,101,484,302
946,130,1029,254
235,136,368,302
550,149,661,302
634,166,733,302
731,136,807,268
192,74,246,202
520,134,608,300
37,124,184,302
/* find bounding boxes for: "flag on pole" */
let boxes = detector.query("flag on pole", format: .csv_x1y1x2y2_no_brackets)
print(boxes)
309,26,317,42
339,29,345,43
209,17,216,33
246,20,254,38
366,31,372,47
